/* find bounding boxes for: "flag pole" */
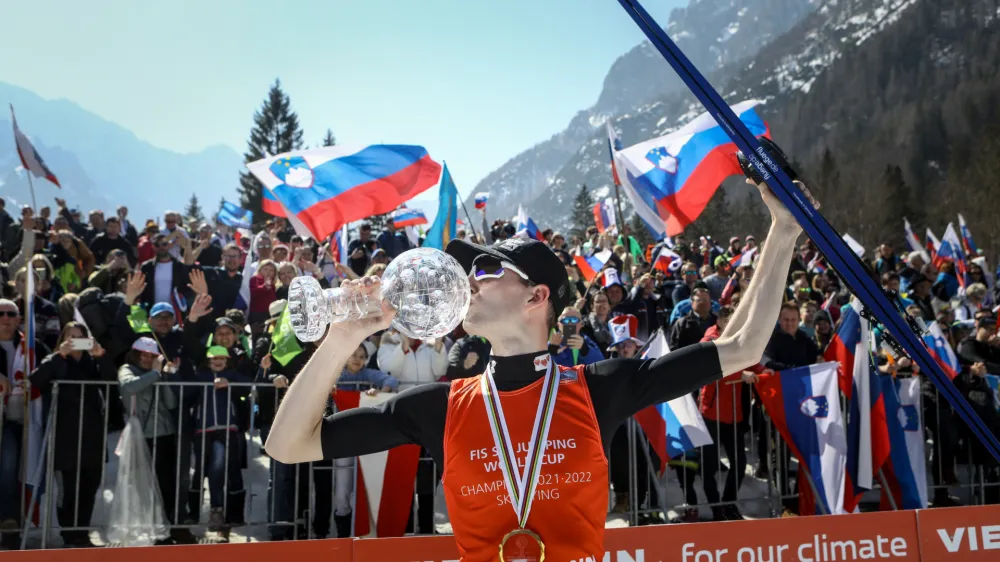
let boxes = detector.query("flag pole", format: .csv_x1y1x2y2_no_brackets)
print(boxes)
26,171,37,213
876,469,899,510
458,195,481,243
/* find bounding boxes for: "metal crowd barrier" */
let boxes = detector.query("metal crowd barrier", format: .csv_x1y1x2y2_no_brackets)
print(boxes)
1,376,997,549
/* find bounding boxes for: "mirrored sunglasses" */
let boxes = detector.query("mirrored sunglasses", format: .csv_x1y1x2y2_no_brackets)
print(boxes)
470,255,530,282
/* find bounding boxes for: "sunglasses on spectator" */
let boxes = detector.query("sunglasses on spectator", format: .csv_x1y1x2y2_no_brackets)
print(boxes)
470,255,530,282
559,316,580,325
155,242,170,248
0,310,19,318
684,270,698,276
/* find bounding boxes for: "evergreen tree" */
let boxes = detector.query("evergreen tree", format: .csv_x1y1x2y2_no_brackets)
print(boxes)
569,184,595,240
185,193,205,224
214,196,226,225
322,129,336,147
882,164,912,248
238,79,305,224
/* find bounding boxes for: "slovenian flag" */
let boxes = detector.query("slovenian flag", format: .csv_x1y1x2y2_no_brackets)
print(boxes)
474,192,489,210
247,145,442,241
608,122,667,239
614,100,769,236
262,186,284,217
573,249,612,283
332,391,421,537
392,207,428,228
879,376,928,509
756,362,848,515
631,330,713,469
922,321,960,380
936,223,969,288
958,213,978,256
728,246,757,269
652,246,682,273
903,218,931,264
592,198,617,234
926,228,941,260
515,205,544,241
10,104,60,188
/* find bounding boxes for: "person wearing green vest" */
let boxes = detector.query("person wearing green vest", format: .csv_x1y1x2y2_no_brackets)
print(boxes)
615,225,644,263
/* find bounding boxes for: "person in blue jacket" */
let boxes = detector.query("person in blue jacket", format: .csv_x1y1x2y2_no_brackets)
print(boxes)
548,306,605,367
187,345,250,541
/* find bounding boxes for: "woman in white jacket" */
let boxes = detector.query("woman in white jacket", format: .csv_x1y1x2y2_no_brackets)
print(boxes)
376,329,448,389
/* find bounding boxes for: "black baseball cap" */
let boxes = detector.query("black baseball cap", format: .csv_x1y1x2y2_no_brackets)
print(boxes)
446,237,571,315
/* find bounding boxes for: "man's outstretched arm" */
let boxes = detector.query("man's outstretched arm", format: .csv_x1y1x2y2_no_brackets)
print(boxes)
265,277,396,464
714,179,818,373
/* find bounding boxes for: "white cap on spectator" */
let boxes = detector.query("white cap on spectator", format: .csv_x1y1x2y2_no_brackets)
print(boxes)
269,299,287,319
908,251,924,263
132,337,158,354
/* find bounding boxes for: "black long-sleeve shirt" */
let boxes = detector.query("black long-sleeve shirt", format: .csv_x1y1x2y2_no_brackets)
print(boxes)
320,341,722,466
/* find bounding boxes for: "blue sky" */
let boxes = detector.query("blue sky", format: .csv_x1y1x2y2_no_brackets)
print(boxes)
0,0,681,199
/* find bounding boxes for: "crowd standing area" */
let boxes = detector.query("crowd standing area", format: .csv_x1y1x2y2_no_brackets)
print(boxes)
0,196,996,550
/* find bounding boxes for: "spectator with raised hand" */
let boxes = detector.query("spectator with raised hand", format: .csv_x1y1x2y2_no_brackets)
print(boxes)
0,211,35,292
377,328,447,388
347,222,377,276
188,223,221,268
48,229,95,292
29,321,115,548
139,233,191,311
191,245,243,322
249,259,278,327
88,249,132,295
52,197,88,239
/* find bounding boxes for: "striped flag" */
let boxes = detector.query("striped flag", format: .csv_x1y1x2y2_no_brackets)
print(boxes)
958,214,978,256
391,207,428,228
10,104,60,188
474,192,489,210
903,218,930,264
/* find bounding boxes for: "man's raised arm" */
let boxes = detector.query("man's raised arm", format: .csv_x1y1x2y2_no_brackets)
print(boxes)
713,179,818,374
264,277,395,464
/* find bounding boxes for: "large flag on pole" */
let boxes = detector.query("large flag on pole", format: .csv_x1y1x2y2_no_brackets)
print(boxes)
10,105,60,188
247,145,442,241
614,100,769,236
756,362,848,515
423,163,459,250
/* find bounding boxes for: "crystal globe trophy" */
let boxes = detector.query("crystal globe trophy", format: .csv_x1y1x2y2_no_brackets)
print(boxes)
287,247,472,342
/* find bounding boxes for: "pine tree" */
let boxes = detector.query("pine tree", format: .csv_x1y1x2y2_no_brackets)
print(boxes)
185,193,204,224
882,164,913,249
569,184,595,240
238,79,305,223
214,196,226,225
322,129,336,147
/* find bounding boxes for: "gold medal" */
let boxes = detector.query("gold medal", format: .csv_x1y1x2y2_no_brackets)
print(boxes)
499,528,545,562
